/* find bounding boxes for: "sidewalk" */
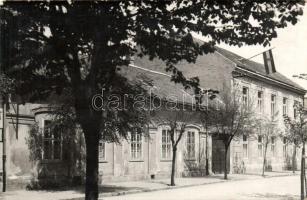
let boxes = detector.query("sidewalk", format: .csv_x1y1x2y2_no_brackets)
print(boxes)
0,171,299,200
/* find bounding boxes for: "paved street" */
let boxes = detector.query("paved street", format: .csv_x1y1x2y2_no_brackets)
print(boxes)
104,175,300,200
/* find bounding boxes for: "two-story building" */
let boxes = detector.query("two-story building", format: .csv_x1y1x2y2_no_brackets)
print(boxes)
1,46,306,188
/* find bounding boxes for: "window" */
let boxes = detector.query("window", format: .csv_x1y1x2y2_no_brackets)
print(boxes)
242,87,249,105
258,135,263,157
162,129,172,159
243,135,248,158
294,100,299,119
257,91,263,113
271,94,276,117
271,136,276,157
283,137,287,158
99,141,106,161
43,120,61,160
131,131,142,160
294,108,297,119
283,97,288,116
186,131,195,159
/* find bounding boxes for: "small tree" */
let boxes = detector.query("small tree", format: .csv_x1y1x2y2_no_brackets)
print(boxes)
255,112,281,177
154,106,199,186
209,85,254,179
284,102,307,200
169,113,186,186
198,89,219,176
283,113,300,173
160,109,186,186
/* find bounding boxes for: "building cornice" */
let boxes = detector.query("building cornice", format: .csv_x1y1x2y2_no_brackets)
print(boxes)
235,66,306,96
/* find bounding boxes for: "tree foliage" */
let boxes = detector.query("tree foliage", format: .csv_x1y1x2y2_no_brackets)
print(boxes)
0,73,15,96
284,103,307,144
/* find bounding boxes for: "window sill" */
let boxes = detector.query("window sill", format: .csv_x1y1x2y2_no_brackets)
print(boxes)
41,159,62,164
184,159,197,161
160,159,172,162
129,160,144,162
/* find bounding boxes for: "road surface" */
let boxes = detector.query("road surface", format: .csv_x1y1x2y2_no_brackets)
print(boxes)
104,175,300,200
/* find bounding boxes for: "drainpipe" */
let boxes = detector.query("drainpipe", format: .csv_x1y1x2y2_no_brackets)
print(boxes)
2,97,6,192
205,123,209,175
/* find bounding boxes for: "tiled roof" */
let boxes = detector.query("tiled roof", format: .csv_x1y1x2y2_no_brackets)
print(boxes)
119,65,196,105
215,47,306,92
121,45,306,102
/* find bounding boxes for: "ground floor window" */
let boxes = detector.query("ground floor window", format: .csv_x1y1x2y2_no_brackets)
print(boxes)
131,131,142,160
162,129,171,159
271,136,276,157
99,141,106,161
186,131,195,159
258,135,263,157
243,135,248,158
43,120,62,160
283,137,287,158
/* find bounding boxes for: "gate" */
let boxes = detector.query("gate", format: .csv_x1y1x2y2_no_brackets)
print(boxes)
212,136,230,174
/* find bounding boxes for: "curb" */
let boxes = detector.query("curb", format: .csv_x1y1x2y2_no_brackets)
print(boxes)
98,173,298,199
99,181,225,199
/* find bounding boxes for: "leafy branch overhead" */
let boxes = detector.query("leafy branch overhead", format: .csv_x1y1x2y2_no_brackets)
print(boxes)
284,103,307,145
0,74,15,96
1,1,305,102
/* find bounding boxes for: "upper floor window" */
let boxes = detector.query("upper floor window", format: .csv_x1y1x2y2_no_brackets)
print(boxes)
131,131,142,160
186,131,195,159
243,135,248,158
283,97,288,116
242,87,249,105
162,129,172,160
257,91,263,113
271,94,276,117
99,141,106,161
43,120,62,160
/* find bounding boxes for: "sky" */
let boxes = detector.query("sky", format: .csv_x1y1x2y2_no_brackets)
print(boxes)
218,6,307,93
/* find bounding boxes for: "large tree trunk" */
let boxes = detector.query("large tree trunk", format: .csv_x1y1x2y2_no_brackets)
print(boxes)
74,85,102,200
84,128,99,200
171,146,177,186
224,144,228,180
301,143,306,200
262,143,268,177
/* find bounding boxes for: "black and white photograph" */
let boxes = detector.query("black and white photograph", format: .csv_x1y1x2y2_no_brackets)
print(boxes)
0,1,307,200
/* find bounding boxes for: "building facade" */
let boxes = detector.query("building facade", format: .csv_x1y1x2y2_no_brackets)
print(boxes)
0,47,306,188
